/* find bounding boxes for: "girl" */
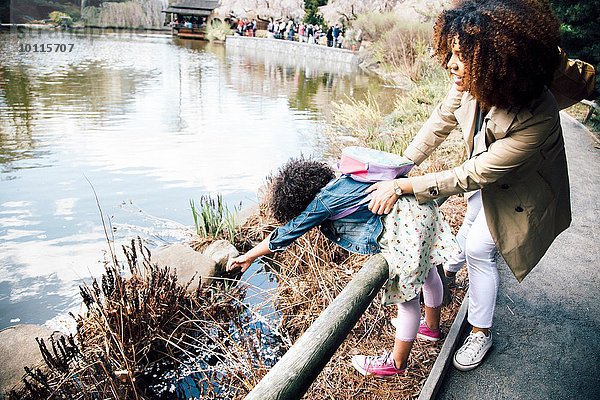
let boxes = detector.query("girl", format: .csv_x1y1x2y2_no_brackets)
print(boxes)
228,157,458,377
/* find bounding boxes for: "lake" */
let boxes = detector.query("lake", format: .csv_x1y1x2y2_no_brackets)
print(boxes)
0,28,389,331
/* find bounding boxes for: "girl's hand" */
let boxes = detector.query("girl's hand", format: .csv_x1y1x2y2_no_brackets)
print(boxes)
365,180,398,215
227,254,255,272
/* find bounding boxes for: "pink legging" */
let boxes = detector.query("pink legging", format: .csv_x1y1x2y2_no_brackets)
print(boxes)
393,267,443,341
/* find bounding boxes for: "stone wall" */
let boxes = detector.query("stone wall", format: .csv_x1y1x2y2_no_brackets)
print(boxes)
225,36,359,75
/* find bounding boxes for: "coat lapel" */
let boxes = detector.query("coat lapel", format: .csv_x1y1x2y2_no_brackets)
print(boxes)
455,95,525,157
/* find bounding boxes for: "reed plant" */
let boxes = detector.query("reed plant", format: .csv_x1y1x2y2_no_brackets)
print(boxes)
328,91,385,146
190,194,240,243
7,238,286,400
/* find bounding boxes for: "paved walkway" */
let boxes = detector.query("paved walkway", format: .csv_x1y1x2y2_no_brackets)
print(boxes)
437,113,600,399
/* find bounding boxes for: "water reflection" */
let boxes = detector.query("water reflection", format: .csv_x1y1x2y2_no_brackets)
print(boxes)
0,30,387,330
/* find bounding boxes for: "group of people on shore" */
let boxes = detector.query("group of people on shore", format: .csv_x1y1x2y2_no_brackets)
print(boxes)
236,18,258,37
235,17,347,48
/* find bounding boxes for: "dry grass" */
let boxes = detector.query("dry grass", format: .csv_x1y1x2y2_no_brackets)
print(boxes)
228,192,467,399
7,239,287,400
248,24,469,396
353,13,433,82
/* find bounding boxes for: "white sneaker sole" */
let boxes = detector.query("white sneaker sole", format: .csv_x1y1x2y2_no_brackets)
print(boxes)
351,356,369,376
351,356,403,379
452,345,492,371
416,333,441,342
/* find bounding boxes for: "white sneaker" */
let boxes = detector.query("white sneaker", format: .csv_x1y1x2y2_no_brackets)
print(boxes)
453,330,492,371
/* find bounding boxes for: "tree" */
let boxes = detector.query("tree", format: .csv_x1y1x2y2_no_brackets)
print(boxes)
550,0,600,84
304,0,327,27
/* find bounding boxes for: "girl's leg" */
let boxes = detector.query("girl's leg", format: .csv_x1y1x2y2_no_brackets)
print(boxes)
391,296,421,368
422,266,444,330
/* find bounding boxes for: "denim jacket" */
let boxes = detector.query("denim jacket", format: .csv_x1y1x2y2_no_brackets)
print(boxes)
268,175,384,255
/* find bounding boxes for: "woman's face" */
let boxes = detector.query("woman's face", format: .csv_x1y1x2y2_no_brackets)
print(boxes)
447,38,467,91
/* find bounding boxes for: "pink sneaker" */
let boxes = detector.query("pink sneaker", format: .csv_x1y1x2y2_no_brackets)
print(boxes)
417,320,442,341
351,352,406,377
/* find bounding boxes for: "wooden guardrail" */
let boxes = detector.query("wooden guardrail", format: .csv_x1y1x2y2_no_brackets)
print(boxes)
244,255,389,400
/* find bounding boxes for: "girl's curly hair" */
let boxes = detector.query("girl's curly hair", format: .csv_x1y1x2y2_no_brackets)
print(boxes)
267,157,335,224
433,0,561,109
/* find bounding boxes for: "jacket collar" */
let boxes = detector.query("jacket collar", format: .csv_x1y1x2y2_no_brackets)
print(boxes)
455,92,527,154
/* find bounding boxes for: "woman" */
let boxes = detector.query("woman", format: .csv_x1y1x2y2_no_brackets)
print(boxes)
367,0,586,371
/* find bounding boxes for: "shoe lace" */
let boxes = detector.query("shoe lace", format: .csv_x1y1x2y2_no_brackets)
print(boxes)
461,333,486,360
370,352,392,367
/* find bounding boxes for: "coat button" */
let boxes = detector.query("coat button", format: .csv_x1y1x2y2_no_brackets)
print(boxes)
515,206,524,212
501,184,510,189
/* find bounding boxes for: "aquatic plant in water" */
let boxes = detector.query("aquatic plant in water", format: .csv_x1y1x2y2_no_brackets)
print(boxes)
7,238,286,399
190,194,240,242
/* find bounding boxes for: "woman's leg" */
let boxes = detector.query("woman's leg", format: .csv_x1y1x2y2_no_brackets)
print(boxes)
445,192,482,275
453,192,497,371
464,194,499,331
391,296,421,368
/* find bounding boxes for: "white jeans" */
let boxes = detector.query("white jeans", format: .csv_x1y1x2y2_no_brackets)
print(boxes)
446,191,499,328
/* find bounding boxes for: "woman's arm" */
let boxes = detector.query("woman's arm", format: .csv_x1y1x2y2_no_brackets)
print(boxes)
403,84,463,165
409,93,559,203
366,85,461,214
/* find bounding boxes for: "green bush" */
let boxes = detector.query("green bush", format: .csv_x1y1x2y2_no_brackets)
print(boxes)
48,11,72,26
550,0,600,93
304,0,326,27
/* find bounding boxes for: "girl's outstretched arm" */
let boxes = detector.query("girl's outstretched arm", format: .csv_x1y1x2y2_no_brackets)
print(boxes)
227,237,273,272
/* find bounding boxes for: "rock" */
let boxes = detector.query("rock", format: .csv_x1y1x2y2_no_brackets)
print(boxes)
235,203,259,227
202,240,240,272
0,324,55,394
152,244,218,290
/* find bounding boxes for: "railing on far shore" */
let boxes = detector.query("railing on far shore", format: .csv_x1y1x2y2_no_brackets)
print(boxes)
243,255,389,400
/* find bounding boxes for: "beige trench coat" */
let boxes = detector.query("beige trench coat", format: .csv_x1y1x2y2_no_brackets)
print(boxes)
404,85,570,281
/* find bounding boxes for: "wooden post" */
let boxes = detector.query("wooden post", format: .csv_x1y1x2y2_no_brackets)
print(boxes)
244,255,389,400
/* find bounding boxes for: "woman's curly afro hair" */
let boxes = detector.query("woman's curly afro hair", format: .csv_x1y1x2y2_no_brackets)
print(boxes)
433,0,561,109
267,157,335,224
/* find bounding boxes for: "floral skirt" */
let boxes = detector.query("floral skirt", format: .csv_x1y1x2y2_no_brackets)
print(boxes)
379,195,458,305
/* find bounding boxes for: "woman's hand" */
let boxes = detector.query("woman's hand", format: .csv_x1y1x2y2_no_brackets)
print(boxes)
227,254,255,273
366,180,399,215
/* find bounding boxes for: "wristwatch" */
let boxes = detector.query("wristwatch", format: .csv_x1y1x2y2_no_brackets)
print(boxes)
393,180,403,196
